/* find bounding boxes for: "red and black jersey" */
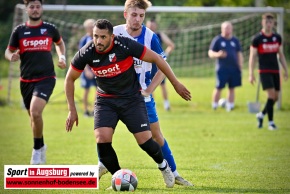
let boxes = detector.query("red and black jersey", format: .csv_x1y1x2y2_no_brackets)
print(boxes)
251,31,282,73
7,21,62,82
71,36,146,98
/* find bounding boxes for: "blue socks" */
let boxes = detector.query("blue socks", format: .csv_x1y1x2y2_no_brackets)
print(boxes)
161,139,176,172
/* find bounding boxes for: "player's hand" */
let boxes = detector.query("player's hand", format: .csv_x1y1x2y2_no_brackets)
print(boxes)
58,55,67,69
141,89,150,97
10,50,20,62
249,75,255,85
218,50,227,58
58,59,67,70
66,111,78,132
173,82,191,101
283,71,288,81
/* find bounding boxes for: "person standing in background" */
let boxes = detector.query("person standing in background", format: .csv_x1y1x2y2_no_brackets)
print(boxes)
5,0,66,164
208,21,243,111
249,13,288,130
146,18,175,111
79,19,97,117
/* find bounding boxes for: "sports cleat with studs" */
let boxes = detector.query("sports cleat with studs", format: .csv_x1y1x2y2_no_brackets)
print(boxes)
159,160,175,188
40,144,47,164
175,176,194,186
30,145,47,165
268,123,277,130
30,148,41,165
256,112,264,129
98,162,108,180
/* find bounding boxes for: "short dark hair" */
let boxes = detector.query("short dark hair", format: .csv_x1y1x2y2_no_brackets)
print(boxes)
94,19,113,35
262,13,275,20
23,0,43,6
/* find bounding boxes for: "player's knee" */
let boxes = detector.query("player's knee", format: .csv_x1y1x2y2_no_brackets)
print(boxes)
139,138,159,154
30,109,42,120
152,133,164,146
94,128,113,143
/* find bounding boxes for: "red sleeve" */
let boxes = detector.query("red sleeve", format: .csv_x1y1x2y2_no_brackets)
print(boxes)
139,46,147,60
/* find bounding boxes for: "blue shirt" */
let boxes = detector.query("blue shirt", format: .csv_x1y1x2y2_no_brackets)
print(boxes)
209,35,242,70
113,24,166,92
79,34,93,49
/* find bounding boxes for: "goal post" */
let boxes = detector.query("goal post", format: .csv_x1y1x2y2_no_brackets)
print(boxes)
8,5,285,108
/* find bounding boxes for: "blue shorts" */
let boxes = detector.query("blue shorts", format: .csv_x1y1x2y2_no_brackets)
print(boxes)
80,73,97,89
145,95,159,123
215,68,241,89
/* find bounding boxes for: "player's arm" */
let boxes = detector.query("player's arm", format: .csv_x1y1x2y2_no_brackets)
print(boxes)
142,34,166,96
54,38,67,70
64,66,82,132
84,65,95,79
237,51,244,71
208,49,227,59
5,48,20,62
160,32,175,56
143,69,165,96
248,46,258,84
142,48,191,101
208,38,227,59
277,46,288,81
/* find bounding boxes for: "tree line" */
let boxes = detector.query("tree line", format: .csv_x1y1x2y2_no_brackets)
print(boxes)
0,0,289,60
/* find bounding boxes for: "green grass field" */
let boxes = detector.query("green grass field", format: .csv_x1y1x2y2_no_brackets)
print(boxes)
0,75,289,194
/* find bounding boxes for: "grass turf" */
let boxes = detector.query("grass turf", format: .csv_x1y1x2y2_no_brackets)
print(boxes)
0,76,289,193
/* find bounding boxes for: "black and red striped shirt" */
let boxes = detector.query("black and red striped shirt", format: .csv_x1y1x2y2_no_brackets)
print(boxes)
71,36,146,98
251,31,282,74
7,21,62,82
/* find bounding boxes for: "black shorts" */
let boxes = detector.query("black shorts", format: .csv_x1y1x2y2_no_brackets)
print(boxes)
94,94,150,134
20,78,56,110
260,73,280,91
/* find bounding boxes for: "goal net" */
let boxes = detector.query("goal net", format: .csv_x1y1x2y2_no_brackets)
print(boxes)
8,4,284,105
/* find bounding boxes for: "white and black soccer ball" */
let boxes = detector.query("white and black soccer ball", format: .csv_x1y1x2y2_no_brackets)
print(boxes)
112,169,138,191
218,98,227,108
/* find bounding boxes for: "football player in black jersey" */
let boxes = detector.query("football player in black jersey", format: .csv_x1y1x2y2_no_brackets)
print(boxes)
249,13,288,130
5,0,66,164
65,19,191,188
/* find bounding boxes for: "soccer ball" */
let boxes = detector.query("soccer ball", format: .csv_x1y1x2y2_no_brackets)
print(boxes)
111,169,138,191
218,98,227,108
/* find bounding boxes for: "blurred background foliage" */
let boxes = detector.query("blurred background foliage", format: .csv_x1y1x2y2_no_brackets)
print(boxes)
0,0,289,61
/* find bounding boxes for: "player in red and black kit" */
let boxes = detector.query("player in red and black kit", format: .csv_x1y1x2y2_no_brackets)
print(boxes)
5,0,66,164
65,19,191,188
249,13,288,130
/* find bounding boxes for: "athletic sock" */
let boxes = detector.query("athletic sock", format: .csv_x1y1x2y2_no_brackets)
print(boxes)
161,139,176,172
172,170,179,177
212,102,218,109
96,144,100,159
262,98,274,115
139,138,164,164
158,160,167,170
97,142,121,175
266,99,274,122
269,121,275,125
40,136,44,147
34,137,43,150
